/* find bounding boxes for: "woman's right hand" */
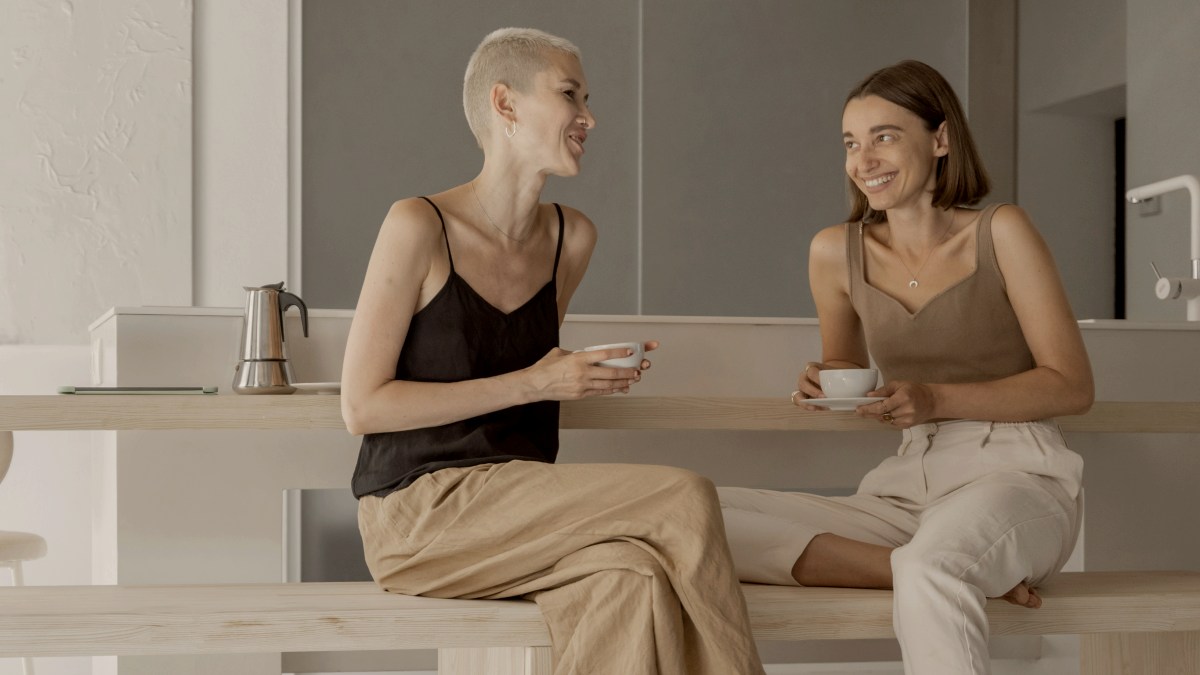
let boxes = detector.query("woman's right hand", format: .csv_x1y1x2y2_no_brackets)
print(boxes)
791,361,831,409
524,347,643,401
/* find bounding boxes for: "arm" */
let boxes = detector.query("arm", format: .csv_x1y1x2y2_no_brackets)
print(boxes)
340,200,639,436
553,206,660,366
871,205,1094,425
794,224,872,403
552,205,598,325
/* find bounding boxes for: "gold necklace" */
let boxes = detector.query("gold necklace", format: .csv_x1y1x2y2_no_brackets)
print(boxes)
895,218,955,289
471,182,530,243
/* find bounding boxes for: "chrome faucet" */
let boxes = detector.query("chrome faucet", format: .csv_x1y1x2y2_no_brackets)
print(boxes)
1126,174,1200,320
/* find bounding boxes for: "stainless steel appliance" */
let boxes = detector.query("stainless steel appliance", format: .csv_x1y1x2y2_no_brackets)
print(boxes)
233,282,309,394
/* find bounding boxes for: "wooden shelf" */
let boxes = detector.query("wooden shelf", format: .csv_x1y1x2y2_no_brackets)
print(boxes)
0,395,1197,433
0,394,344,431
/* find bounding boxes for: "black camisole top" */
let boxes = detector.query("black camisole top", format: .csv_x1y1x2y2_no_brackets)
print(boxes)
351,197,563,498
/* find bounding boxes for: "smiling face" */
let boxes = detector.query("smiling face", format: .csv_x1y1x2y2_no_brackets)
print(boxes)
842,94,948,214
512,50,596,177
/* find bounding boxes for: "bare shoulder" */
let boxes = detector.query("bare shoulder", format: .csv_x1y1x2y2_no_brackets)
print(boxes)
555,203,598,240
988,204,1064,290
362,197,449,292
553,203,599,259
810,222,851,265
378,197,444,246
989,204,1046,251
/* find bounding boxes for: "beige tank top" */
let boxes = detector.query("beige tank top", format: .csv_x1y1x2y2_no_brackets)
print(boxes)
848,203,1035,385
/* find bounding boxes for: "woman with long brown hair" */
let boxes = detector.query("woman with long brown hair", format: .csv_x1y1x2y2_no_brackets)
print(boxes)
721,60,1093,674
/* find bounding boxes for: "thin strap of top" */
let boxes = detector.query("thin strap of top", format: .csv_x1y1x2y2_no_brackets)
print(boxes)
977,203,1005,286
552,203,565,282
419,196,564,280
419,196,454,272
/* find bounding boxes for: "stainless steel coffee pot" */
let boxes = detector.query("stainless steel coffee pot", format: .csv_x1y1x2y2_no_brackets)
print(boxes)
233,282,309,394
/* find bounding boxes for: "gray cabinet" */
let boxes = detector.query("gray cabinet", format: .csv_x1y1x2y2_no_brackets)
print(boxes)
301,0,971,317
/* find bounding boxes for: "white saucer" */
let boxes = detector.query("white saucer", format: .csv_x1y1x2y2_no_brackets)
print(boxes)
805,396,884,411
292,382,341,395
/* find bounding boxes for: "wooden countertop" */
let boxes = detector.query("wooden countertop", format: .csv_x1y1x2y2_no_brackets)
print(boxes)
0,395,1197,433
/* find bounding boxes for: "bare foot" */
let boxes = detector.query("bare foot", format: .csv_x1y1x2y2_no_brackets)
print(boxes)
1000,582,1042,608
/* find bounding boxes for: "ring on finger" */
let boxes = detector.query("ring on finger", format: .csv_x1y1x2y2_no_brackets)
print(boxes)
790,390,803,405
881,412,894,423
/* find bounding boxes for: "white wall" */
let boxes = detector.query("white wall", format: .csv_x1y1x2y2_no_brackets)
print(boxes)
0,6,281,674
193,1,290,308
0,346,92,675
0,0,290,344
0,0,192,345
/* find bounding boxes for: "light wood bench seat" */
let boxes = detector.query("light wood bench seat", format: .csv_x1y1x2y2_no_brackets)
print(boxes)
2,571,1199,673
2,396,1199,674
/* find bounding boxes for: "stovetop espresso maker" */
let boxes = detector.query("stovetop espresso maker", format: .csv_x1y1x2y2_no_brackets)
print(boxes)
233,282,309,394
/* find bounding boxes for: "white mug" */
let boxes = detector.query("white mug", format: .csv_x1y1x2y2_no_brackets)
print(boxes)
582,342,644,369
818,368,879,398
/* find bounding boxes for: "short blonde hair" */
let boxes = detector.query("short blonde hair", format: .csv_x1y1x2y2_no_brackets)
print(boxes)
463,28,582,147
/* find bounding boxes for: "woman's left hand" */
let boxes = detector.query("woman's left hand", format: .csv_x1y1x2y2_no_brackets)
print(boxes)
860,380,937,429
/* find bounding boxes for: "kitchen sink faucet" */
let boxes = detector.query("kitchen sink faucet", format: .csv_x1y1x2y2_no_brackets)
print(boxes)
1126,174,1200,320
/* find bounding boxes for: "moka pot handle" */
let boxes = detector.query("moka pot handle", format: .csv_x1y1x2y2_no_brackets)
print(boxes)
277,291,309,340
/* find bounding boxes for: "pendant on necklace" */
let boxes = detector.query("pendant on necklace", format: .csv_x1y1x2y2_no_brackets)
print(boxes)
908,280,919,289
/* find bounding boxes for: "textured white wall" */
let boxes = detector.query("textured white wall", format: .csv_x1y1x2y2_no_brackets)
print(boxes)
0,0,192,345
0,3,193,672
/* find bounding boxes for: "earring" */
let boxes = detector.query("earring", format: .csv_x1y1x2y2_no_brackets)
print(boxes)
505,122,518,138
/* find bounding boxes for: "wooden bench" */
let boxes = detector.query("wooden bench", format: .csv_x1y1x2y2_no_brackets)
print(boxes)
1,395,1199,674
3,571,1200,670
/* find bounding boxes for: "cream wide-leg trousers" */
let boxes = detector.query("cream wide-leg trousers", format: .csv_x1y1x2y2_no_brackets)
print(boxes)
719,419,1083,675
359,460,766,675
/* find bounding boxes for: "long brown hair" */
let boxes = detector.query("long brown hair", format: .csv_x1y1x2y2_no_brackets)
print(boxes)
844,60,989,224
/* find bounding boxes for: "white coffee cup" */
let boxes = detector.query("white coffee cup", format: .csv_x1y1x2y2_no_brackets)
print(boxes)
818,368,879,398
582,342,645,369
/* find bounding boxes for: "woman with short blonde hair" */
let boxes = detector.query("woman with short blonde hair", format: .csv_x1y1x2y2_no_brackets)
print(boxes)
344,27,765,675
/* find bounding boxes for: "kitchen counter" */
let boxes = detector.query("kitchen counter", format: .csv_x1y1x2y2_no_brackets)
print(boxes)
2,394,1199,433
66,307,1200,674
